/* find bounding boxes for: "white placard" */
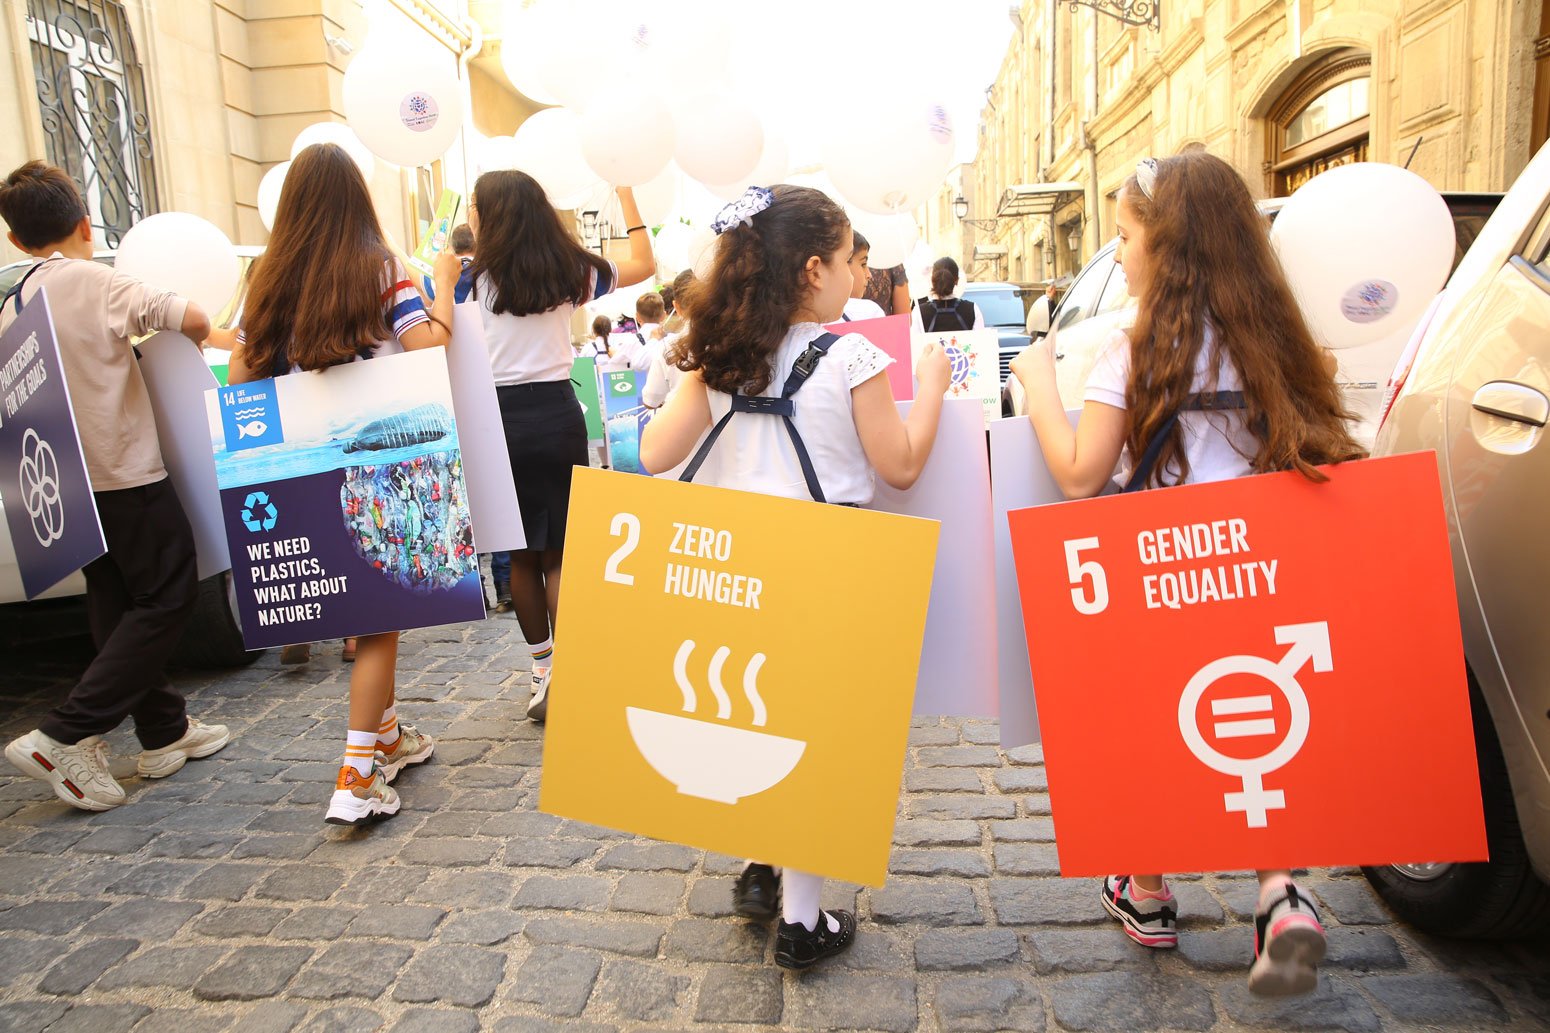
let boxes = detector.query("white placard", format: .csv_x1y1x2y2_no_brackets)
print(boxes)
449,303,526,552
138,332,230,579
867,397,998,717
988,411,1081,747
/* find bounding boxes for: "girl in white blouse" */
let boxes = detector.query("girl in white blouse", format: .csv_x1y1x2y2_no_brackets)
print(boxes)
641,184,950,969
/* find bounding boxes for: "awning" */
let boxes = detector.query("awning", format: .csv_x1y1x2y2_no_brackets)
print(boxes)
996,182,1085,219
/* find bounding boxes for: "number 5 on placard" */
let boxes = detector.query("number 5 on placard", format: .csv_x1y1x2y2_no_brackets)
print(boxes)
1064,537,1108,615
604,512,641,586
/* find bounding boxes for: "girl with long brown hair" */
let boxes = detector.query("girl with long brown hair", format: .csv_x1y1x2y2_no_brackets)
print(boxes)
1010,150,1363,996
466,171,655,722
227,141,463,825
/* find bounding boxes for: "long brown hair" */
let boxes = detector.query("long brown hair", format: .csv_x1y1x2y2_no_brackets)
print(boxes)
677,185,849,395
1120,151,1364,485
241,143,397,374
470,170,611,316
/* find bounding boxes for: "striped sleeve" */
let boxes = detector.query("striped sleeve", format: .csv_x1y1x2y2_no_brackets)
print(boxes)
382,260,430,339
590,260,619,302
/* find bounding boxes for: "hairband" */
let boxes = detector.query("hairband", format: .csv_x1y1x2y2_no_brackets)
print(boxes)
1135,157,1159,200
711,186,774,235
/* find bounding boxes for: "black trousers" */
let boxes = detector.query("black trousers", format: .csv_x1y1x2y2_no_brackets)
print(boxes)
39,476,198,750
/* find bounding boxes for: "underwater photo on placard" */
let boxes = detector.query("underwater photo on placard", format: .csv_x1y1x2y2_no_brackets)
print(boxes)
341,451,477,592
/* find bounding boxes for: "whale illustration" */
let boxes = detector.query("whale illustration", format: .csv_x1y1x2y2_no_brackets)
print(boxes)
342,403,454,453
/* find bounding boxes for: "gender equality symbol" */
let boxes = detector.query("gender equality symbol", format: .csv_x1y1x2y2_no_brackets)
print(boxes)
1177,622,1330,828
18,428,64,548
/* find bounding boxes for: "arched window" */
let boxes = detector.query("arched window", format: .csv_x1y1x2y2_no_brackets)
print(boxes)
27,0,158,247
1266,48,1371,197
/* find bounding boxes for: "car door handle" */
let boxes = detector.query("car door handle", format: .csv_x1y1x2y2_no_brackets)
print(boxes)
1471,381,1550,427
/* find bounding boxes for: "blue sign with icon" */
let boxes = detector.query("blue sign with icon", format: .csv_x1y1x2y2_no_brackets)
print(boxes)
218,380,284,453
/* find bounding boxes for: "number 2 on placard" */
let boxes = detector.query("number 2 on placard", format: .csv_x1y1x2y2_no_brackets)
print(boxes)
1063,537,1108,615
604,512,641,586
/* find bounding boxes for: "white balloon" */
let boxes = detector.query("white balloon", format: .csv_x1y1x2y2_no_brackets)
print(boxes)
289,122,375,178
648,4,733,103
677,174,729,226
633,163,680,227
555,179,614,215
510,108,603,205
847,209,919,269
688,226,718,279
257,161,290,232
674,93,762,188
580,92,676,187
116,212,241,318
476,135,522,175
705,133,790,200
499,3,566,106
823,99,954,215
508,0,650,111
1270,162,1454,350
653,221,694,273
343,41,464,167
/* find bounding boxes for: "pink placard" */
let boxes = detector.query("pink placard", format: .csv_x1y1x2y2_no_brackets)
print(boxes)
826,313,913,401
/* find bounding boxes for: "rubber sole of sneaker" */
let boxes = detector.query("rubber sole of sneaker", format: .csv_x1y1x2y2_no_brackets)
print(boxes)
527,680,550,723
137,727,233,779
1100,884,1178,948
1248,919,1326,997
377,740,434,783
324,792,402,826
4,740,122,812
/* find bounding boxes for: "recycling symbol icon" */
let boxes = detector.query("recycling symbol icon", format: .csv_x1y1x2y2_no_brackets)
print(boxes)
240,491,278,533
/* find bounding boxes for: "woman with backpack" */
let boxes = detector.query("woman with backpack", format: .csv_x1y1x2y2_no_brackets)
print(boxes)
911,256,985,334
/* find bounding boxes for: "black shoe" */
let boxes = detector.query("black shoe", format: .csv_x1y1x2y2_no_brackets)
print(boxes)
733,863,779,921
775,909,856,970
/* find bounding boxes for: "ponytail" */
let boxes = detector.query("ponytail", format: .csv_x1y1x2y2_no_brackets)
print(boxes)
930,256,959,299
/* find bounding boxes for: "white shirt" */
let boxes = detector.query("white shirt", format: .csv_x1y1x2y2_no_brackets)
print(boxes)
689,323,894,504
842,297,886,322
601,323,656,373
643,330,685,408
911,294,985,334
477,261,617,386
1084,327,1254,487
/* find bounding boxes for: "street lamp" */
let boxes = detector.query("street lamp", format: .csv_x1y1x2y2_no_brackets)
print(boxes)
953,194,998,232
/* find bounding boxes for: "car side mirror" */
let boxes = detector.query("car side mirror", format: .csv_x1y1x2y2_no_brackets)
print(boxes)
1026,301,1050,336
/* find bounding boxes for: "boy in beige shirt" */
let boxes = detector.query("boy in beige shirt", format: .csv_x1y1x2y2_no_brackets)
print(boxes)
0,161,230,811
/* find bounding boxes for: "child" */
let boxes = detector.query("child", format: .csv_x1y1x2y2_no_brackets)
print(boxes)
640,184,950,969
842,231,886,321
0,161,230,810
226,143,462,825
911,256,984,334
1009,151,1364,996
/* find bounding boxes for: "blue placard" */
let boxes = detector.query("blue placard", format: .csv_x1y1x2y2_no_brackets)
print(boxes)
0,288,106,598
604,369,652,475
218,379,285,452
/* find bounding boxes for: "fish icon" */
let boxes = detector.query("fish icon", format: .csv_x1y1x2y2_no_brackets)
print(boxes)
236,420,268,439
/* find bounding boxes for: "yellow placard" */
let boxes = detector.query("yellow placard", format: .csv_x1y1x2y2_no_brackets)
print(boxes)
541,468,939,886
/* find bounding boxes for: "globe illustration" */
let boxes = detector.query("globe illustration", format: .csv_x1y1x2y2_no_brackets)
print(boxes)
943,344,971,388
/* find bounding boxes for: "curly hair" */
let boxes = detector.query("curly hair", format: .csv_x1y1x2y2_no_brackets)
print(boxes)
675,185,850,395
1120,150,1364,486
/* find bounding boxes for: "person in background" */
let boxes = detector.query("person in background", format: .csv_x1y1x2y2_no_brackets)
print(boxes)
226,143,458,825
0,161,230,812
862,259,910,316
843,230,886,321
659,269,695,338
583,314,612,360
468,171,654,722
659,282,677,326
644,272,695,410
911,256,985,334
422,222,475,303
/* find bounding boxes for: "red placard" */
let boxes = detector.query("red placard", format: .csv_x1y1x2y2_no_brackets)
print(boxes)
1008,452,1486,876
826,314,913,401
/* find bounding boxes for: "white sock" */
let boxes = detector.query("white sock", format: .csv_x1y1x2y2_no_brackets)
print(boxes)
377,704,399,747
782,870,837,932
344,729,377,777
530,636,554,676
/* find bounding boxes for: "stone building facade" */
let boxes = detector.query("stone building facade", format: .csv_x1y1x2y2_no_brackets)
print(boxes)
956,0,1549,285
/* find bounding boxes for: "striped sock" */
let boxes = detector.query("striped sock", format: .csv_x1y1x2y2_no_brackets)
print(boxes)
377,705,399,748
344,729,377,777
531,637,554,676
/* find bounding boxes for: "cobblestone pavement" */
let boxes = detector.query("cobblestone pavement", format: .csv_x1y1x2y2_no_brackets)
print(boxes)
2,600,1548,1033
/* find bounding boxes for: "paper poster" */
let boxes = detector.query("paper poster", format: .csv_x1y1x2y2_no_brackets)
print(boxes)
914,327,1000,422
409,189,462,278
447,304,525,552
542,468,938,886
867,397,996,716
826,313,913,401
0,288,105,598
987,412,1081,747
138,332,230,579
1008,452,1485,875
604,369,651,475
205,348,485,648
572,355,605,442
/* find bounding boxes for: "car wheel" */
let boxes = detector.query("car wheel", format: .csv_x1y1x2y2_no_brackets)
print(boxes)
173,571,262,668
1361,673,1550,938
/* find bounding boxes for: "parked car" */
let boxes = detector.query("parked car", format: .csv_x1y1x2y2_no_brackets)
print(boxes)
1364,147,1550,938
0,250,262,668
1006,192,1502,448
958,281,1036,383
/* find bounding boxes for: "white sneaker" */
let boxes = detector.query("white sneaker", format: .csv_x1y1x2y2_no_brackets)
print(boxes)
325,764,401,826
137,718,232,778
5,730,126,811
527,669,551,723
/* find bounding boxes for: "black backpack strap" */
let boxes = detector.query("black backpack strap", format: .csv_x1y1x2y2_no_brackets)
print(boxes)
955,299,974,328
1121,390,1247,492
681,331,840,502
920,297,941,333
4,259,53,316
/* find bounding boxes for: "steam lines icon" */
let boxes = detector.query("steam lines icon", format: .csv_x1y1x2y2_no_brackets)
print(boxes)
627,639,807,805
